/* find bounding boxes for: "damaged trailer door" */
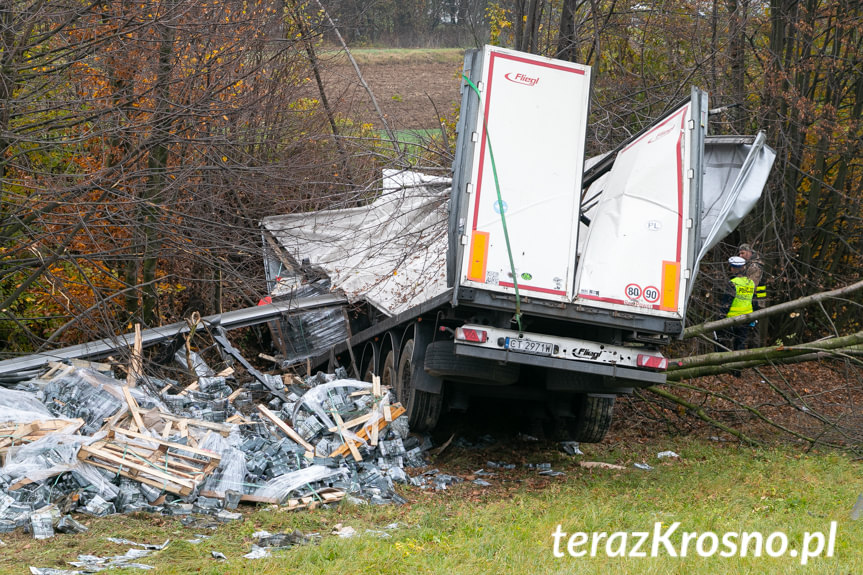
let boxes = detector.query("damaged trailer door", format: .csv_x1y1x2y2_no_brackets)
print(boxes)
580,131,776,317
573,89,706,321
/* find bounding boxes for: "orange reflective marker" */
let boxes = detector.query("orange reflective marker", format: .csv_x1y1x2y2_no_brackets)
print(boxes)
467,231,490,283
660,260,680,311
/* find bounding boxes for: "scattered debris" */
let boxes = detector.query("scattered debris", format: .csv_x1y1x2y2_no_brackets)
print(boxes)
211,551,227,560
538,469,565,477
657,451,680,459
409,469,463,490
486,461,515,470
578,461,627,470
633,463,654,471
243,546,271,559
472,479,492,487
850,494,863,521
453,434,496,449
30,541,168,573
104,538,170,550
331,523,356,538
516,433,539,442
1,352,431,540
559,441,583,456
242,528,318,558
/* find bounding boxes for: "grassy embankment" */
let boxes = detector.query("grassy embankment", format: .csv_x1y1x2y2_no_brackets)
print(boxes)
1,438,860,574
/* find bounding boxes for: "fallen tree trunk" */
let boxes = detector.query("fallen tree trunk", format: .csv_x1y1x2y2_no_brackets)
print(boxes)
668,330,863,374
683,278,863,339
667,345,863,380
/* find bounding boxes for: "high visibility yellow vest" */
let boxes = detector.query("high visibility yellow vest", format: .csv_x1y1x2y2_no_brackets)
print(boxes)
727,276,755,317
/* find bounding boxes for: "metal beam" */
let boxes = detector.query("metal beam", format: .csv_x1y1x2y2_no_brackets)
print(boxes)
0,294,346,378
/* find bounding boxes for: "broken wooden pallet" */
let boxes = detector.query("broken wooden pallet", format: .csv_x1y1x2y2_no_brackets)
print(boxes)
328,404,406,459
77,428,221,496
0,418,85,463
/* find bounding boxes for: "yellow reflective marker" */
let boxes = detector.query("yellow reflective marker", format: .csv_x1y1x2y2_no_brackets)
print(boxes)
660,261,680,311
467,231,490,283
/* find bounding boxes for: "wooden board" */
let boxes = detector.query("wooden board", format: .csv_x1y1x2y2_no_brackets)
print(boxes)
256,405,315,454
329,404,406,458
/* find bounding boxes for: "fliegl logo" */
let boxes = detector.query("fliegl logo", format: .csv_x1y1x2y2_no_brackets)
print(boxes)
504,72,540,87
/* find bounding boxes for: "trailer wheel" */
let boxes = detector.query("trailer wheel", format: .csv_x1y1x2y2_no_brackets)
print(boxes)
396,338,443,431
359,342,378,383
424,340,520,384
380,350,396,388
567,394,615,443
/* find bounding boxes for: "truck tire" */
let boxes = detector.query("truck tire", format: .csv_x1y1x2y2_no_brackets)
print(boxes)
569,394,615,443
424,340,520,385
396,338,443,431
378,350,395,389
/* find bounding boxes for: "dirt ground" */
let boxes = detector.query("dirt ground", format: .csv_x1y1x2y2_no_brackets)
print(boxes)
315,49,465,130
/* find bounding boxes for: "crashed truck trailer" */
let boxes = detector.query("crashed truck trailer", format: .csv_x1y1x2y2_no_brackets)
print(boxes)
269,46,775,442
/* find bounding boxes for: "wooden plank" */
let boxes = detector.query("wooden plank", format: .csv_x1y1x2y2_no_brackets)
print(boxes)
226,387,245,402
326,413,371,433
330,404,406,458
161,420,173,439
333,412,362,462
122,387,146,432
256,405,315,452
178,381,199,397
372,374,381,398
102,406,130,431
156,413,234,434
239,493,280,504
370,412,379,447
126,323,142,387
108,428,221,460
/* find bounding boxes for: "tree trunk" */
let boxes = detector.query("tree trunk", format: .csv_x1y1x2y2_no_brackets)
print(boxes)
683,278,863,339
556,0,580,61
140,4,177,326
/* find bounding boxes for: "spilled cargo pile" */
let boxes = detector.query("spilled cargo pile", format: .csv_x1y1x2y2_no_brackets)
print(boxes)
0,354,427,540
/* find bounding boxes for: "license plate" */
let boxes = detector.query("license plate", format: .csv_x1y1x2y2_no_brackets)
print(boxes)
506,337,554,356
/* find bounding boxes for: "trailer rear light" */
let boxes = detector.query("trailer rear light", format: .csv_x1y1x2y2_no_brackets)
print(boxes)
637,354,667,370
455,327,488,343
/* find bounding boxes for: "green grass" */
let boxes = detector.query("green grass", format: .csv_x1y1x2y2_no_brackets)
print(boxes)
2,438,861,574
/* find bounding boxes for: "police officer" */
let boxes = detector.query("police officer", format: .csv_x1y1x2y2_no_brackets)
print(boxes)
721,256,755,351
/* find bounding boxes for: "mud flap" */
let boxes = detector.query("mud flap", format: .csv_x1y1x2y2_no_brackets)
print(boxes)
406,321,444,394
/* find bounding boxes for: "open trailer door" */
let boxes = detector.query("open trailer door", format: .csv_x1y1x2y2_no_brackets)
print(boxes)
453,45,592,303
573,88,708,322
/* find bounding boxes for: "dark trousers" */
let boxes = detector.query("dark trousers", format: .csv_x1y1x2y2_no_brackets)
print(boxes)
717,324,750,351
728,324,750,351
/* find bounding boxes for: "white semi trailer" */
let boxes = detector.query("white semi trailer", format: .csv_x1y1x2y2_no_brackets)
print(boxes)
260,45,775,441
